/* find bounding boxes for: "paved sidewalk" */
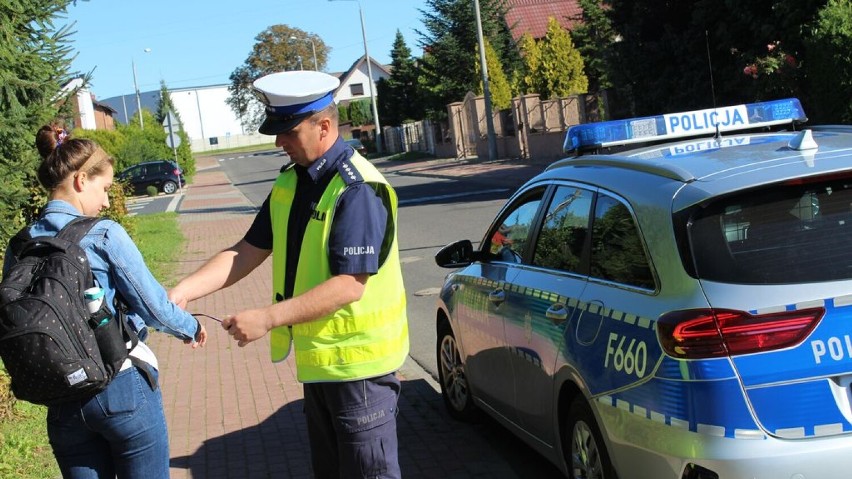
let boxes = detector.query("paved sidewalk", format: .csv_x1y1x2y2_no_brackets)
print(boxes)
148,153,554,479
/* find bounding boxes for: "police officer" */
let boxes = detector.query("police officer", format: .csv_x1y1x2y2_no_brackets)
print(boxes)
170,70,409,478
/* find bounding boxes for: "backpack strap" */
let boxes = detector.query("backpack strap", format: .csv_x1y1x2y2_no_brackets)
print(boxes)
56,216,105,244
8,227,33,259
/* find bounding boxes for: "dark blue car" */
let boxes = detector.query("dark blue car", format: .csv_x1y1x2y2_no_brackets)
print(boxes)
118,160,185,195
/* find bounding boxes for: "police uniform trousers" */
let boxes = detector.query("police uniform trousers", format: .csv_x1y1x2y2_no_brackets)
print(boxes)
303,372,401,479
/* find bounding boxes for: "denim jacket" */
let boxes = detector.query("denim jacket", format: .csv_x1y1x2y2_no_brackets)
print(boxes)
2,200,198,341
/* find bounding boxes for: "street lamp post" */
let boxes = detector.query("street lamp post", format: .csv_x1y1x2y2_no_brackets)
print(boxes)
290,35,318,71
132,59,143,128
328,0,383,155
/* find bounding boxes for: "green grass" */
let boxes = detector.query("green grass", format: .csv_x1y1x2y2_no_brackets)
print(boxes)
0,212,186,476
0,395,58,479
198,142,276,156
133,212,185,287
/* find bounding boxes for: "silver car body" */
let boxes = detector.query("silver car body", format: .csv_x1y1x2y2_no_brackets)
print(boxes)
436,99,852,478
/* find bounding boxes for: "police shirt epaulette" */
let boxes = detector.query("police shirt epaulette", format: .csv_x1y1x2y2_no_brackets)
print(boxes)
336,157,363,186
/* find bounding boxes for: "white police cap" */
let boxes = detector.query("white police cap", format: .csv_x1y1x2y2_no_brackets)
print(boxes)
253,71,341,135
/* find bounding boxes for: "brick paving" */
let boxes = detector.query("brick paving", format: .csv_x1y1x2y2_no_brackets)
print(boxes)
148,153,554,479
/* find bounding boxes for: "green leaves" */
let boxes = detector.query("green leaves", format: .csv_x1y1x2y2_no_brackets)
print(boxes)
227,24,329,133
0,0,76,266
377,31,424,125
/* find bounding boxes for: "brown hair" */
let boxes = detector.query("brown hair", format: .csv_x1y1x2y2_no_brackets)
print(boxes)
35,124,114,191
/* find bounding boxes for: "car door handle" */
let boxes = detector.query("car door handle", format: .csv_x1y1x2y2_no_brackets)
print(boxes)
489,289,506,303
545,303,569,325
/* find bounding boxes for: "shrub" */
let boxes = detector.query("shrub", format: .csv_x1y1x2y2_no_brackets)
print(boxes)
0,364,14,421
146,185,158,197
105,181,136,239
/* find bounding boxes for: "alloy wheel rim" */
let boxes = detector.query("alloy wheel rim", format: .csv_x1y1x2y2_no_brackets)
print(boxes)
572,420,604,479
439,335,469,411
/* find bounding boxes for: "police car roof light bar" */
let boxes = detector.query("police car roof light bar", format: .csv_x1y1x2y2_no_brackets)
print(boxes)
564,98,807,153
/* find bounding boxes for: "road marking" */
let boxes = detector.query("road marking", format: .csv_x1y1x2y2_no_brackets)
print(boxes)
166,193,182,212
398,188,509,205
414,288,442,297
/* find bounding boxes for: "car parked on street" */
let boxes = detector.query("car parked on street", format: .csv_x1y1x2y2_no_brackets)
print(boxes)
435,98,852,478
345,138,367,156
118,160,185,195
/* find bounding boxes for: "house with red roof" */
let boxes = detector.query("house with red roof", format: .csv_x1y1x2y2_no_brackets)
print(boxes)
504,0,583,41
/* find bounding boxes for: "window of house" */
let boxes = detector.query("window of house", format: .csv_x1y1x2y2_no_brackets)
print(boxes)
350,83,365,96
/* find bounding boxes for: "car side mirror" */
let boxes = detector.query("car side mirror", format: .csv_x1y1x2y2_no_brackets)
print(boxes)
435,239,480,268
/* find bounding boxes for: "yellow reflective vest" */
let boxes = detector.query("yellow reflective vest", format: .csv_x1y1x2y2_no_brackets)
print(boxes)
268,151,408,382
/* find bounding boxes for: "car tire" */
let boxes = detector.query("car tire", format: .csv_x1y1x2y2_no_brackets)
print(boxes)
437,321,479,422
162,180,178,195
564,397,616,479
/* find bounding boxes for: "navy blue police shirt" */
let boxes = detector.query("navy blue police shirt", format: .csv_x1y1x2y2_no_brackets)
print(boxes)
244,137,388,299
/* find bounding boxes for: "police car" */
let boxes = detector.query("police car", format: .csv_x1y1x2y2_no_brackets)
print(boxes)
434,98,852,479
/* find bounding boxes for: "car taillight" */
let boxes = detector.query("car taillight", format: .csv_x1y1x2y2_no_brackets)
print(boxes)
173,169,181,175
657,307,824,359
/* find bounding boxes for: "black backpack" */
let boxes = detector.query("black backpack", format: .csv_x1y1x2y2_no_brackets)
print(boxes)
0,217,137,406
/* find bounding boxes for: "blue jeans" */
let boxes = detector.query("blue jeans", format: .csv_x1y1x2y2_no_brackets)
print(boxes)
304,373,401,479
47,366,169,479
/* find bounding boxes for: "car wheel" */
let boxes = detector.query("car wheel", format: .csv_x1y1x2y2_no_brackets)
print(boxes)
564,397,616,479
162,180,178,195
437,321,479,421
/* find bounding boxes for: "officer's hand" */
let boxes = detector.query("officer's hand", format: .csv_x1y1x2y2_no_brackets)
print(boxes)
222,309,274,347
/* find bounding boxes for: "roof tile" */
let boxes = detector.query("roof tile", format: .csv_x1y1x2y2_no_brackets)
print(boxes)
504,0,583,41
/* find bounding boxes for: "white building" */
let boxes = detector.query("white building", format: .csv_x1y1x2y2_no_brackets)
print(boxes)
333,55,391,104
100,55,390,152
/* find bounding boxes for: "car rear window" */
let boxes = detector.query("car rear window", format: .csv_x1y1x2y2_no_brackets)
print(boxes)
689,175,852,284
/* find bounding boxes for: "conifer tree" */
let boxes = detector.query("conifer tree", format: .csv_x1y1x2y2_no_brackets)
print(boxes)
378,31,424,125
417,0,517,119
539,17,588,99
156,80,183,126
475,39,512,110
518,33,544,95
0,0,76,254
570,0,615,94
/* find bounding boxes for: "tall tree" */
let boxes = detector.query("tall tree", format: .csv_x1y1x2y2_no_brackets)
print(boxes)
518,33,544,95
538,17,588,99
377,31,423,125
475,38,512,109
417,0,518,120
570,0,615,94
604,0,829,118
155,80,182,125
227,25,329,132
0,0,77,255
803,0,852,123
518,19,588,100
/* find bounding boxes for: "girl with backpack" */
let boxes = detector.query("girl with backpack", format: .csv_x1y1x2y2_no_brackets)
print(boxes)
2,124,208,478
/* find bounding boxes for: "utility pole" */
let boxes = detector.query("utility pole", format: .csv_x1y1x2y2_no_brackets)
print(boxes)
132,60,143,129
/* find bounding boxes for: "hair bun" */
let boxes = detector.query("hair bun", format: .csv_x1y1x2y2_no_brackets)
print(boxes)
35,124,71,159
